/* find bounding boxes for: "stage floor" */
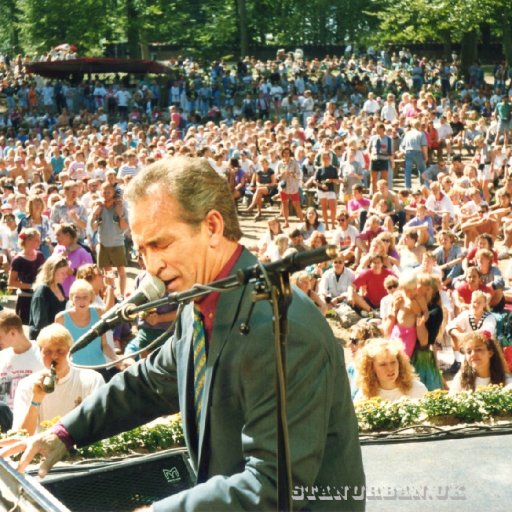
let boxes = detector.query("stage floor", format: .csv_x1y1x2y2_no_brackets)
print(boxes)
361,433,512,511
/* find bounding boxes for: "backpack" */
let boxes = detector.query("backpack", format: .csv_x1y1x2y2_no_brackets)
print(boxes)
335,302,361,328
494,311,512,371
494,311,512,348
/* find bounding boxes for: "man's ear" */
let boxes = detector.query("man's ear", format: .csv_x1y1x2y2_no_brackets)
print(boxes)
204,209,224,247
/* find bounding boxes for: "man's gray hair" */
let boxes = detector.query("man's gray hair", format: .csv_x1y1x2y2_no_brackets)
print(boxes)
125,156,243,242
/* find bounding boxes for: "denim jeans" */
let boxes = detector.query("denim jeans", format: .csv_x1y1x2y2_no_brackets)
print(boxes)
404,150,426,189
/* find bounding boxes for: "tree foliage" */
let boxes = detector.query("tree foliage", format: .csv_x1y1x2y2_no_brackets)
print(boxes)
0,0,510,61
16,0,111,55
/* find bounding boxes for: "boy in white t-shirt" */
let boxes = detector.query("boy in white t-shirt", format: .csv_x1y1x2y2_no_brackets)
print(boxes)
0,311,43,410
12,324,104,434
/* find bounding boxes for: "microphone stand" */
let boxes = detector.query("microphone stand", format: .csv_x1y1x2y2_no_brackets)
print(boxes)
259,264,293,512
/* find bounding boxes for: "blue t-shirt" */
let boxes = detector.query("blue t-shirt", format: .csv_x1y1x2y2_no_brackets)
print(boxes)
64,307,105,366
51,156,65,174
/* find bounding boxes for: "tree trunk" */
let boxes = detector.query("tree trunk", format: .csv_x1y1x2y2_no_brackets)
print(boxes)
460,30,478,81
440,30,452,59
335,8,346,45
481,23,491,46
5,0,19,52
125,0,140,59
139,33,150,60
502,10,512,64
236,0,249,57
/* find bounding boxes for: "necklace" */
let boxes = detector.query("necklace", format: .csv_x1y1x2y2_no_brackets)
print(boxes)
469,311,488,331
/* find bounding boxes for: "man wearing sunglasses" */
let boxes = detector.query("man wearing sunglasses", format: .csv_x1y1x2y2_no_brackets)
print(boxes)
318,252,355,308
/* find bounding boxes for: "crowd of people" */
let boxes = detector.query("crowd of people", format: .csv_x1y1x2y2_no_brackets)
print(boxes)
0,46,511,438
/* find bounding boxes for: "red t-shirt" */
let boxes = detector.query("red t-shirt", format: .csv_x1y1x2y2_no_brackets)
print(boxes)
466,246,498,265
353,268,396,307
455,282,493,304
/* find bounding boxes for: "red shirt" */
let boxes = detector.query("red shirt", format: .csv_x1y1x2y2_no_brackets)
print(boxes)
353,268,396,307
356,226,385,243
197,244,244,342
455,282,493,304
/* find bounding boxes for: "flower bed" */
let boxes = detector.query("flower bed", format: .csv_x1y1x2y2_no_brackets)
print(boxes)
75,387,512,455
75,415,186,459
355,386,512,432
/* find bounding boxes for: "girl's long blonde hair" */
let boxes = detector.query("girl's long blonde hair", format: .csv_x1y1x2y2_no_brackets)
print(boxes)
356,338,418,399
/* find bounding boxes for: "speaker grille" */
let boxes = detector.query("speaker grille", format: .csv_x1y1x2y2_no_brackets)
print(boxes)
34,449,194,511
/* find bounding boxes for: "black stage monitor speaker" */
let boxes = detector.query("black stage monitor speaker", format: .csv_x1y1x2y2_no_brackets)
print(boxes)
30,448,195,512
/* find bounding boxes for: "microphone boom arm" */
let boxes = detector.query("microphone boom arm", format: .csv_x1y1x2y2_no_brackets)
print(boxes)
129,245,338,316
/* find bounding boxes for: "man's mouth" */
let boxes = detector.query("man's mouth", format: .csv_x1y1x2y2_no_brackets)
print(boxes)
164,278,177,290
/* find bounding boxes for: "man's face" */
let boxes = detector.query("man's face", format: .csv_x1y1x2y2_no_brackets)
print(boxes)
102,185,115,201
130,191,214,293
333,258,345,273
64,186,77,201
441,235,452,247
88,181,99,193
476,255,490,269
40,340,70,373
0,328,16,350
370,258,383,273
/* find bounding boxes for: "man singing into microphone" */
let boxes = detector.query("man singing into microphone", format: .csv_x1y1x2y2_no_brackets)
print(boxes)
1,157,365,510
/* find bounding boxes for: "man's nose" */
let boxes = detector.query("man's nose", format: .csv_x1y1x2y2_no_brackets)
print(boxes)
143,250,165,277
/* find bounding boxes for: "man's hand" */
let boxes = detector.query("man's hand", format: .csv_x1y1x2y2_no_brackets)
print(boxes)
32,368,52,403
391,293,405,313
0,431,68,478
68,209,79,221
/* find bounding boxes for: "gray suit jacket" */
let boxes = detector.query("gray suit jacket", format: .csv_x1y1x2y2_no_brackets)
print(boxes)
62,248,365,510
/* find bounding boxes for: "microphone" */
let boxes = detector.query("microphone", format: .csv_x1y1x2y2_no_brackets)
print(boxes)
69,273,166,355
42,361,57,393
238,245,339,283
